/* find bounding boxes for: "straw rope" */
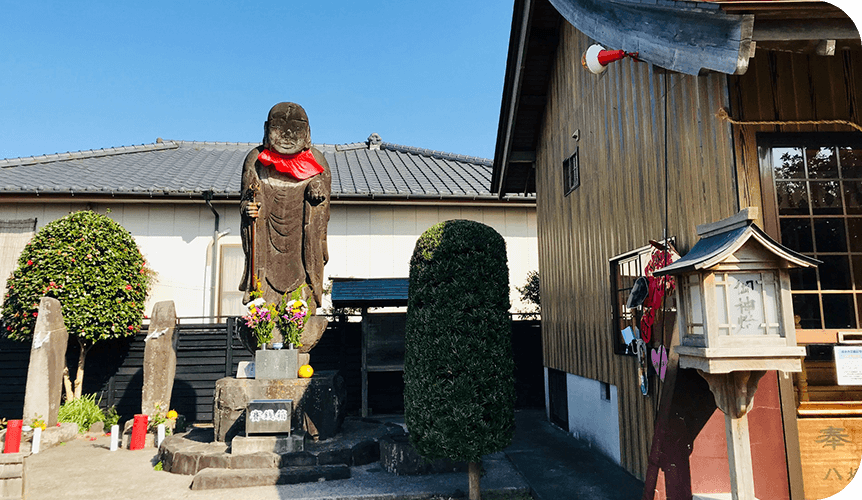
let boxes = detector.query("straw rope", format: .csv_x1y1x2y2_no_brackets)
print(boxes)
717,107,862,133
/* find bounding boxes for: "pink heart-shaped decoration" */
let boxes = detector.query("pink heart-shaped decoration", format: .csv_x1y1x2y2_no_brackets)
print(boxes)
651,345,668,381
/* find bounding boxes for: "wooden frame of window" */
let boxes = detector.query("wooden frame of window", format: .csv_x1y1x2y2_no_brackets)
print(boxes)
758,132,862,341
563,147,580,196
609,239,676,355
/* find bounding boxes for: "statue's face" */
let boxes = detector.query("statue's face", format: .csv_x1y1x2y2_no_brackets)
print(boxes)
266,113,310,155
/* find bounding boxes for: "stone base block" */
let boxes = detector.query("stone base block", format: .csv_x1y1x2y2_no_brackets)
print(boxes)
0,453,26,500
379,434,467,475
231,432,306,455
4,422,78,454
190,465,350,490
255,349,298,380
213,371,346,443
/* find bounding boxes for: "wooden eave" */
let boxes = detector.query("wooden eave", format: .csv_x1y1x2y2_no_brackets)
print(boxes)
492,0,561,197
491,0,860,197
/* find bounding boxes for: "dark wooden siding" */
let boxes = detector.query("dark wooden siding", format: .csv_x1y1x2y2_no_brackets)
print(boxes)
0,319,541,424
534,24,739,478
0,320,362,425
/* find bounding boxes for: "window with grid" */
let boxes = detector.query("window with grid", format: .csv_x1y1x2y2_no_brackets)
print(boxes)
563,147,580,196
610,246,651,355
762,136,862,332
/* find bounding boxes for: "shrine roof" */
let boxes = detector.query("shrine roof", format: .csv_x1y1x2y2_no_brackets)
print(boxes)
0,139,533,203
330,277,409,307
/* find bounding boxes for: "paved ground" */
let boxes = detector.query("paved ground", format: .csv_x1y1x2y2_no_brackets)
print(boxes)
21,409,644,500
505,410,644,500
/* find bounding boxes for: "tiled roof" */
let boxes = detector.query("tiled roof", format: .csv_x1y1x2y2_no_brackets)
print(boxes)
0,139,532,201
330,277,409,307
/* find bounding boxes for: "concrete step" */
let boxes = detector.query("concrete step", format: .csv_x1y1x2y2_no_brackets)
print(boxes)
190,464,350,490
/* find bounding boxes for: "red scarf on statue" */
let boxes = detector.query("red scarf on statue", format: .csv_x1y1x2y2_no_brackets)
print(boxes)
258,148,324,180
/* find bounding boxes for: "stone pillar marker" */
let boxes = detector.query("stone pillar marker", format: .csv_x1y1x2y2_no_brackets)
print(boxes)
22,297,69,427
142,301,178,416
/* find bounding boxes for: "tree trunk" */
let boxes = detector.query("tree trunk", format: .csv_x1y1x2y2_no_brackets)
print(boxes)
72,339,91,400
468,461,482,500
62,366,74,402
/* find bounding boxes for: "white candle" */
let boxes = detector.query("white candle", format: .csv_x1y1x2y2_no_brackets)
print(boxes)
31,427,42,454
110,424,120,451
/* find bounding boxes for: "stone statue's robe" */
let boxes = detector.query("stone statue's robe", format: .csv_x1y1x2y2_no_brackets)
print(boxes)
239,145,330,309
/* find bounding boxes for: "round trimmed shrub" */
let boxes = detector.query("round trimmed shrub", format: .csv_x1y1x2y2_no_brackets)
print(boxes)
404,219,515,463
2,210,150,344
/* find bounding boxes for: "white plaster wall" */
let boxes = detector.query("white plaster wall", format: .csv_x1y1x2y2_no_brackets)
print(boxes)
2,201,537,317
324,204,539,311
565,373,622,465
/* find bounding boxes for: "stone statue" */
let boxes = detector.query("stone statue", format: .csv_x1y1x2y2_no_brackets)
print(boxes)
239,102,330,351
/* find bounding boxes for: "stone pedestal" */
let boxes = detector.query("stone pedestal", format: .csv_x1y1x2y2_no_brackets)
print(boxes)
255,348,298,380
142,301,178,416
22,297,68,427
230,432,307,455
213,371,346,444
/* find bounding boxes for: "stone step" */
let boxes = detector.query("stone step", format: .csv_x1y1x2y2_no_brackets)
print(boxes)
190,464,350,490
160,434,381,475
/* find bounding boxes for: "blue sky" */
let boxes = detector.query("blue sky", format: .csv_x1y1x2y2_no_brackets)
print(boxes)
1,1,514,160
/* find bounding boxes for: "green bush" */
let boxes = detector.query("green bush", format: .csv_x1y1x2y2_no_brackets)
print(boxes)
404,219,515,463
2,210,153,398
3,210,150,342
58,393,106,433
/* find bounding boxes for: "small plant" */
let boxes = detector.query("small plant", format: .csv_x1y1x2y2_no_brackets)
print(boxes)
58,393,106,433
277,285,307,348
516,271,540,318
148,403,178,434
242,277,306,348
103,406,120,429
153,461,163,471
243,277,278,347
31,414,47,431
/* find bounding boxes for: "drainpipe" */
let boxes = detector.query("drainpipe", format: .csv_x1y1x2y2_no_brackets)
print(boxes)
204,192,230,321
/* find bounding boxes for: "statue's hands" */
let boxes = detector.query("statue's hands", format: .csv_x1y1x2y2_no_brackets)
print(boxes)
246,202,261,218
306,178,326,204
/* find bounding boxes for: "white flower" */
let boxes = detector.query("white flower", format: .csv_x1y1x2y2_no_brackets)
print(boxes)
248,298,266,311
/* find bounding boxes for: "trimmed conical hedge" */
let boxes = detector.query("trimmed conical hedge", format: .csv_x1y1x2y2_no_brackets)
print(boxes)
404,219,515,463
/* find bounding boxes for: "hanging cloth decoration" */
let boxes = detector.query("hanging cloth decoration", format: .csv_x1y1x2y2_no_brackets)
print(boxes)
258,149,324,180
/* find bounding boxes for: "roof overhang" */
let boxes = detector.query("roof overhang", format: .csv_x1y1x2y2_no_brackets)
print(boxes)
491,0,861,197
330,277,409,308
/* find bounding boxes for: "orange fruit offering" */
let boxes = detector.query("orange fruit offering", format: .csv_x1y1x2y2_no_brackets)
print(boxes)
298,364,314,378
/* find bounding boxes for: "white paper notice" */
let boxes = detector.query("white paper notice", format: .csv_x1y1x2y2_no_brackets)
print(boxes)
834,346,862,386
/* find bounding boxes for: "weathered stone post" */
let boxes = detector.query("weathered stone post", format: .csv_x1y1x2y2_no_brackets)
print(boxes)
142,301,178,416
22,297,69,427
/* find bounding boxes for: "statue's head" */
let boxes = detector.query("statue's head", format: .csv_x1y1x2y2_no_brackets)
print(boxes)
264,102,311,155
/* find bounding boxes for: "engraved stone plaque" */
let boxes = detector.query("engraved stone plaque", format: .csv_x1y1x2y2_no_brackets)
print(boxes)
246,399,292,436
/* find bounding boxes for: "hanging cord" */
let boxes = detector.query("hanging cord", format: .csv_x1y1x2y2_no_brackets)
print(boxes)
716,107,862,132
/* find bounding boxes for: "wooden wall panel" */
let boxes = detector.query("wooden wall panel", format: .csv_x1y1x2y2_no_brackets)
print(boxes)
729,50,862,225
534,24,739,478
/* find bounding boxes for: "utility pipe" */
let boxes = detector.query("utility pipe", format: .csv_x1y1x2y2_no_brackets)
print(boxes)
204,192,230,320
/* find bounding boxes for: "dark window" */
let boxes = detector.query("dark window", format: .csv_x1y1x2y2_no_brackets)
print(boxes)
563,148,579,195
609,240,676,355
761,135,862,331
610,250,647,355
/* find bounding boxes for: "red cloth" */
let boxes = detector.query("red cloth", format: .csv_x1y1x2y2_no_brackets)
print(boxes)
258,148,324,180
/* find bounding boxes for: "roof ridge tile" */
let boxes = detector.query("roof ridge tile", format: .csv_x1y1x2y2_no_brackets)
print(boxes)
380,142,492,166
